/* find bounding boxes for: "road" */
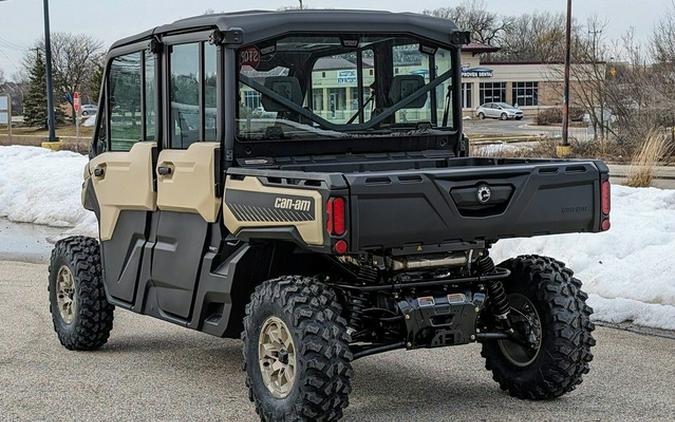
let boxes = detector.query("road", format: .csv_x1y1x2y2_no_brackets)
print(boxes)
1,260,674,421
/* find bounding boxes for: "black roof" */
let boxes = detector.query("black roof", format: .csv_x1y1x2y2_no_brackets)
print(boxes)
111,9,461,49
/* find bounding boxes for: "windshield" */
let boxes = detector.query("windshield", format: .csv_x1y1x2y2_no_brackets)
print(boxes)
237,35,456,141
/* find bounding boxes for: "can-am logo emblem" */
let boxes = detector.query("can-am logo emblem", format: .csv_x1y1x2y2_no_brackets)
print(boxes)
477,185,492,204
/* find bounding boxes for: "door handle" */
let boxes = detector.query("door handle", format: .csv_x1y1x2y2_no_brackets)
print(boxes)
158,166,172,176
93,166,105,178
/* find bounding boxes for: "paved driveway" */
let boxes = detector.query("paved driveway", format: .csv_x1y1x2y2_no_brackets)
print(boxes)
1,260,674,421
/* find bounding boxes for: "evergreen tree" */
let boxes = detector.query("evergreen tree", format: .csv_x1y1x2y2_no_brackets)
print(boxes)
88,62,104,104
22,50,48,128
21,49,66,128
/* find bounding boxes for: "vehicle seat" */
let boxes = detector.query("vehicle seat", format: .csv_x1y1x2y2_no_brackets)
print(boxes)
261,76,304,112
388,75,427,108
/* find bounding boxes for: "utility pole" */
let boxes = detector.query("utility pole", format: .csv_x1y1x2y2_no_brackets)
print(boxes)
298,0,303,10
43,0,59,143
559,0,573,156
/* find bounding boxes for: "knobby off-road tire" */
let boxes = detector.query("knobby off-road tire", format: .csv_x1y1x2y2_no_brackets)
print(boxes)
242,276,353,422
481,255,595,400
48,236,114,350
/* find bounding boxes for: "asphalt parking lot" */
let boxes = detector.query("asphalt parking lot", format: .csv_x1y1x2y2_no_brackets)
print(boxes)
1,260,674,421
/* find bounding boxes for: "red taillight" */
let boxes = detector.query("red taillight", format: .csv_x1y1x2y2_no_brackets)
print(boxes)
600,180,611,231
334,239,348,254
601,180,611,215
326,197,346,236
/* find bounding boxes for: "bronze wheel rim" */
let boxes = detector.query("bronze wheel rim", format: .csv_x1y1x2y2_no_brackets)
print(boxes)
258,316,297,398
56,265,77,324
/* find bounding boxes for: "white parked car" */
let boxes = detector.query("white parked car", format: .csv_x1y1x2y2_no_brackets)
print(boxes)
476,102,524,120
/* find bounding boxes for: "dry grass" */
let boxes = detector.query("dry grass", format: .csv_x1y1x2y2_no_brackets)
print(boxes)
0,125,94,137
626,130,672,187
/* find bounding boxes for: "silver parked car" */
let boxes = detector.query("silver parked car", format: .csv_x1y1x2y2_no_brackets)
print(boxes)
476,102,524,120
80,104,98,117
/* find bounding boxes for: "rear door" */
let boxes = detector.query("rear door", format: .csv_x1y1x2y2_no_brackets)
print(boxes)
88,46,158,305
148,37,222,321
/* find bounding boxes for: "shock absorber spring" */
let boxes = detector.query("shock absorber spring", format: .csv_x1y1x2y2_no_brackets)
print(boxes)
346,291,369,334
477,254,511,321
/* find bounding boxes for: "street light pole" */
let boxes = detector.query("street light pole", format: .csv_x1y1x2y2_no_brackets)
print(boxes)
561,0,572,150
43,0,58,142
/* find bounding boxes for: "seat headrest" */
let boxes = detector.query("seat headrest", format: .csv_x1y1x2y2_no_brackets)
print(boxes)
388,75,427,109
261,76,303,112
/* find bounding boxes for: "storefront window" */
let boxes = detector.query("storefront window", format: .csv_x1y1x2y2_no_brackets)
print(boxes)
479,82,506,105
512,81,538,106
461,83,472,109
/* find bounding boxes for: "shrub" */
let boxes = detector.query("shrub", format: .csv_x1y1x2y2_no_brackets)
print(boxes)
535,108,562,125
535,107,586,125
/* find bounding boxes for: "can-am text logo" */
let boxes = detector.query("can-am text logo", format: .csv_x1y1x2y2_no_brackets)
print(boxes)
274,197,312,212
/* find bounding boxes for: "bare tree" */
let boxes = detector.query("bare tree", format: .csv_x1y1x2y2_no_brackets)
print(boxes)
490,12,578,63
652,1,675,63
566,17,612,143
31,33,104,123
423,1,510,46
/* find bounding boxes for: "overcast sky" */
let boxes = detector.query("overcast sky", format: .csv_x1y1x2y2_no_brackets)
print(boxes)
0,0,671,78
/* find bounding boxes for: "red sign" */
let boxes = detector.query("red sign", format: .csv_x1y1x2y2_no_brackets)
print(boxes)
240,47,261,69
73,92,81,113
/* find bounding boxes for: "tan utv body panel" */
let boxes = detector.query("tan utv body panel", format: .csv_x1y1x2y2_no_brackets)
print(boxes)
223,176,324,246
81,162,91,207
156,142,221,222
88,142,157,241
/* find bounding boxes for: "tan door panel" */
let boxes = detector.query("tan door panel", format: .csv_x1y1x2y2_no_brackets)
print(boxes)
223,176,324,246
156,142,221,222
88,142,157,241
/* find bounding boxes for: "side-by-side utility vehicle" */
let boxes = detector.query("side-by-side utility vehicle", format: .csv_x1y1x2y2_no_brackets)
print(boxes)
49,10,608,421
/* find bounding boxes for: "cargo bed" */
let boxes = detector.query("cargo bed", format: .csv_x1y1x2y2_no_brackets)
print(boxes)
343,158,610,250
226,157,610,253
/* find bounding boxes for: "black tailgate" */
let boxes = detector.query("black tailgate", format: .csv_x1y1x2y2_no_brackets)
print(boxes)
345,160,608,250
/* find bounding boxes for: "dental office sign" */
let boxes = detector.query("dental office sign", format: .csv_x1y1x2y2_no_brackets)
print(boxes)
462,66,493,78
337,70,357,84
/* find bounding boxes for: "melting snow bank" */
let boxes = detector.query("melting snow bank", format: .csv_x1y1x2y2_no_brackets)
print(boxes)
0,146,98,238
491,184,675,330
588,294,675,331
1,145,674,330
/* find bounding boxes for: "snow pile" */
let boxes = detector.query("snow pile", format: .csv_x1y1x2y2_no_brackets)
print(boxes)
492,184,675,330
0,146,97,237
475,142,529,156
587,295,675,331
0,145,673,330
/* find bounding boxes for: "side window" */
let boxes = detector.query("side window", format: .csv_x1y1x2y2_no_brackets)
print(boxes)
144,49,156,141
204,43,217,141
93,103,107,154
108,50,158,151
170,43,200,148
169,42,218,148
109,52,142,152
